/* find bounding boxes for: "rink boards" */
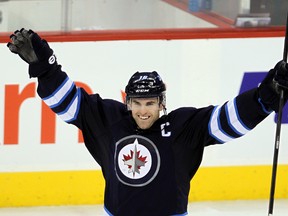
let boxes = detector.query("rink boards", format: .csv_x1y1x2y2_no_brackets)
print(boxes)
1,36,288,206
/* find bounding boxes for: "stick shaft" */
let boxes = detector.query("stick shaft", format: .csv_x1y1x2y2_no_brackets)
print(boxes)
267,12,288,216
268,90,284,215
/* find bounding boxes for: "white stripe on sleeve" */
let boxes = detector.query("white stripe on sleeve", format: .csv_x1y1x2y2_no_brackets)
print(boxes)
58,88,81,122
209,106,234,143
226,99,250,135
43,77,75,108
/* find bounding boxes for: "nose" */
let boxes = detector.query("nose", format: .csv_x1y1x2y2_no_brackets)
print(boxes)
138,105,148,115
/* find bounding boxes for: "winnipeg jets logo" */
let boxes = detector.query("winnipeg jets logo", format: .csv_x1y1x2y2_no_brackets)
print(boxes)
122,139,147,177
115,135,160,187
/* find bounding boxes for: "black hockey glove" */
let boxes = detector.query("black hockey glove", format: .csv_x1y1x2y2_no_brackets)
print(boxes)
7,28,57,78
258,60,288,112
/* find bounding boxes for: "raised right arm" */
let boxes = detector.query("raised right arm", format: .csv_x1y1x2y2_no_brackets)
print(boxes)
7,29,82,123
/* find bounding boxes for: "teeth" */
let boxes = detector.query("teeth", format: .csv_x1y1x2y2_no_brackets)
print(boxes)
139,116,149,120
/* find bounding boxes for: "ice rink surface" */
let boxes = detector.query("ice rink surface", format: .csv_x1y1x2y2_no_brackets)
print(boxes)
0,199,287,216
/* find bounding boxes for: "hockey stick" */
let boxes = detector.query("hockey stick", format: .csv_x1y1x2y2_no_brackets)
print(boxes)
267,12,288,216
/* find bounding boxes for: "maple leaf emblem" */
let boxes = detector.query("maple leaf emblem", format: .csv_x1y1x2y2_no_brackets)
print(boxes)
122,139,147,177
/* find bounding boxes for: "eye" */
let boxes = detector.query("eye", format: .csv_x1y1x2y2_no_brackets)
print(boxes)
132,100,140,105
146,101,156,106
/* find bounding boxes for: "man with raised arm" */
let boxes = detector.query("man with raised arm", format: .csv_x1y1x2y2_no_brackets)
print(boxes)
7,28,288,216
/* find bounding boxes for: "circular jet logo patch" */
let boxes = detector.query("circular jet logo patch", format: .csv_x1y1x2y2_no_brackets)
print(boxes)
115,135,160,187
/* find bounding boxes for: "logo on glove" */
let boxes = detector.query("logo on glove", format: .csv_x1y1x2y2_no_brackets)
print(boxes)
48,54,56,65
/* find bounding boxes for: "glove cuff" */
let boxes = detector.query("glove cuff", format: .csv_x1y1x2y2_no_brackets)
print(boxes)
258,81,281,112
29,54,57,78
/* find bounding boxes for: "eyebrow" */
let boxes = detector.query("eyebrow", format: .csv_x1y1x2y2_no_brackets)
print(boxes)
132,99,157,105
146,101,157,105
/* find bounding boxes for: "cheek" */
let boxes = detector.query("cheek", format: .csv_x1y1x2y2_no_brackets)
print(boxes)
131,109,139,118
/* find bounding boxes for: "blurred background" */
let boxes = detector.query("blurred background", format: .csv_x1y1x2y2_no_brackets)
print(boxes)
0,0,287,32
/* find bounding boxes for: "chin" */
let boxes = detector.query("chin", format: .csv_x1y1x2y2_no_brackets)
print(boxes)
138,123,151,130
138,126,149,130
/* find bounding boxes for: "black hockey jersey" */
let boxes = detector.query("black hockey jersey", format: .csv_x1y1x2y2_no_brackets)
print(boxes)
37,65,270,216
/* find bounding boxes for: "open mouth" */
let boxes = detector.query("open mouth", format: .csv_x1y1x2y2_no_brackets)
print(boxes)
139,115,150,120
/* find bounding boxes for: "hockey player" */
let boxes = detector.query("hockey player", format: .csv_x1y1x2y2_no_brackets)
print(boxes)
7,28,288,216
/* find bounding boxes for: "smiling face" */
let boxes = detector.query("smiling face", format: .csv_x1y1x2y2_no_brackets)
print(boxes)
127,97,163,130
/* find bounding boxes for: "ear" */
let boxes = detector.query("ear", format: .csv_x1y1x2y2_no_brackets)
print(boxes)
159,103,163,111
127,103,131,111
126,98,131,111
